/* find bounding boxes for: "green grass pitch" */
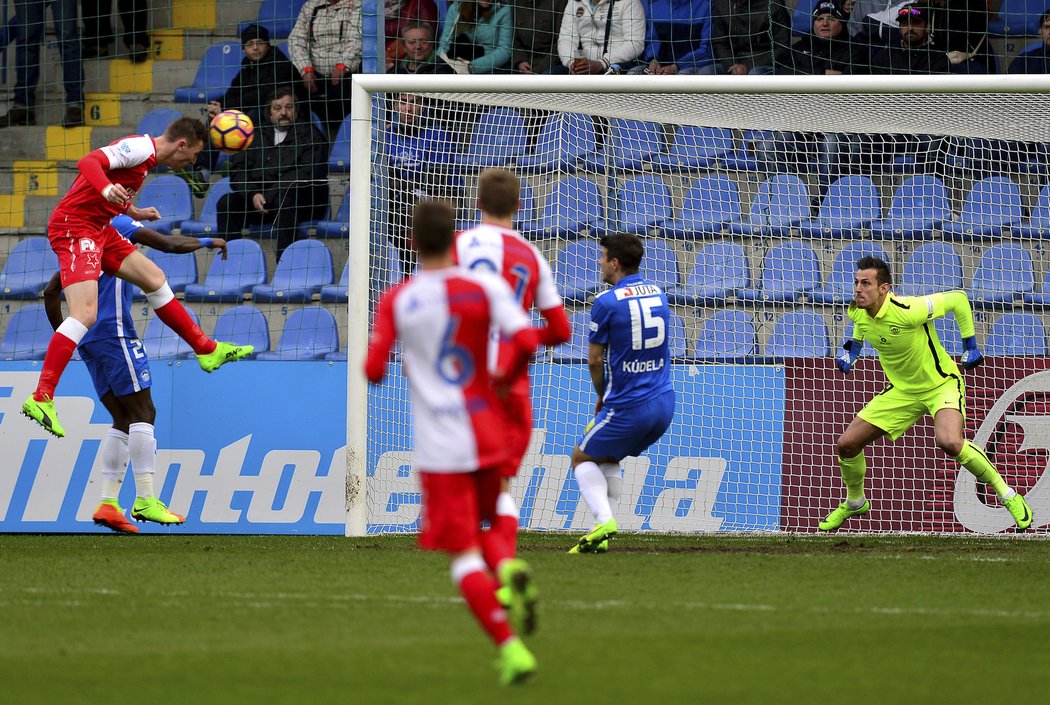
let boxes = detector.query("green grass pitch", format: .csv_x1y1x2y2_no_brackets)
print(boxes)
1,533,1047,704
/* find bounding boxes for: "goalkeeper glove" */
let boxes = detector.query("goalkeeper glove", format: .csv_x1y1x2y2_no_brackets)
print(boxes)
960,336,984,370
836,340,862,374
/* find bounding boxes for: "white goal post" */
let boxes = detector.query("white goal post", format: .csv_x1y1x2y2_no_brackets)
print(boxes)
346,74,1050,538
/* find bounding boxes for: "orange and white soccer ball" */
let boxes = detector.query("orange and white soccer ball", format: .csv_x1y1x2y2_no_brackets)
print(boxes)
209,109,255,153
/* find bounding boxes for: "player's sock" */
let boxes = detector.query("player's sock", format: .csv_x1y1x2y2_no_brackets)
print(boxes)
838,452,867,505
955,440,1010,497
129,422,157,499
145,284,216,355
99,428,130,501
575,461,613,523
599,462,622,506
451,554,512,646
494,492,520,557
35,318,88,401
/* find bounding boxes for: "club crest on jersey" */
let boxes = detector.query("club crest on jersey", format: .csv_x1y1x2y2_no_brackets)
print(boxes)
890,326,900,335
140,369,150,382
79,238,98,253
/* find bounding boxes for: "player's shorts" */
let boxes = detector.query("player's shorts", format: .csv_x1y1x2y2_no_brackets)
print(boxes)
497,389,533,478
418,468,500,553
579,389,675,461
79,337,152,399
858,376,964,441
48,215,136,287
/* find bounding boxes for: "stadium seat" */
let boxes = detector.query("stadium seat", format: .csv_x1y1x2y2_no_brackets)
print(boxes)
985,312,1048,356
1014,185,1050,239
449,107,528,169
213,305,270,355
809,242,890,305
0,304,51,360
302,188,350,239
796,175,880,238
615,174,673,235
580,119,665,173
133,246,199,300
940,176,1024,240
256,306,339,360
179,178,233,235
552,310,591,361
328,116,351,173
650,126,734,173
730,174,811,237
988,0,1043,34
662,174,742,239
723,129,771,172
184,239,267,303
934,314,964,356
0,237,59,299
135,108,182,138
173,42,243,103
554,240,604,304
639,238,680,291
136,175,194,235
320,262,350,303
765,309,831,358
325,349,348,362
737,241,821,304
667,311,687,358
141,306,200,360
237,0,308,40
693,309,756,360
967,242,1035,309
868,175,952,240
516,112,596,174
667,241,749,307
791,0,821,35
535,177,606,239
252,239,334,303
898,241,963,296
456,183,539,237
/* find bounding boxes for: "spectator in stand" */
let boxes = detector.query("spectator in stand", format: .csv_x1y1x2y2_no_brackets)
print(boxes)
384,0,439,70
512,0,567,74
390,22,455,73
627,0,713,75
82,0,150,61
288,0,362,139
847,0,899,44
926,0,993,73
217,86,329,264
436,1,513,73
699,0,792,75
552,0,646,75
1009,11,1050,73
785,0,867,74
870,4,950,73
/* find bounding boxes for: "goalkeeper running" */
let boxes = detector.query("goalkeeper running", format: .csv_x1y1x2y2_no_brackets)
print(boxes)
821,255,1033,532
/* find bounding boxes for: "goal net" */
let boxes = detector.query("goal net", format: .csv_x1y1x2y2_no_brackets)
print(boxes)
348,74,1050,537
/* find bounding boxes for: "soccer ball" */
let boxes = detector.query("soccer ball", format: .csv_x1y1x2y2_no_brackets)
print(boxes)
209,110,255,153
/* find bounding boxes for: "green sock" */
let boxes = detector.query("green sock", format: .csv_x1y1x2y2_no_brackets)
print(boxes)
838,453,867,503
955,440,1010,497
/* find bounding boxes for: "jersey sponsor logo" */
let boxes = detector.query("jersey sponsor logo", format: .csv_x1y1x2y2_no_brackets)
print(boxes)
614,284,662,300
623,358,665,374
119,141,132,154
79,238,98,252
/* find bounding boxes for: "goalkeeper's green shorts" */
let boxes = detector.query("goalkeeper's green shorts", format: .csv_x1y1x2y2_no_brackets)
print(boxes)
857,376,965,441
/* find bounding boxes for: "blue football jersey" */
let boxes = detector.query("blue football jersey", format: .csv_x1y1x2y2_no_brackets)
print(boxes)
80,215,145,346
589,273,674,408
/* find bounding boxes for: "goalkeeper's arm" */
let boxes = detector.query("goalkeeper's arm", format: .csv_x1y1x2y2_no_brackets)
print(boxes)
925,290,983,369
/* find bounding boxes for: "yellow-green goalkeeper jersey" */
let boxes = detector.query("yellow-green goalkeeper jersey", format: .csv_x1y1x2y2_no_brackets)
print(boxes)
847,290,977,394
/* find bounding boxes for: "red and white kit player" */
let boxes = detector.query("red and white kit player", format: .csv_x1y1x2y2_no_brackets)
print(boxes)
453,168,570,558
365,200,540,686
21,117,252,439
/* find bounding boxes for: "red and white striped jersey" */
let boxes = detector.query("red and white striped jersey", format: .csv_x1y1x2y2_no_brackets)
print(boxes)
53,135,157,228
366,267,531,473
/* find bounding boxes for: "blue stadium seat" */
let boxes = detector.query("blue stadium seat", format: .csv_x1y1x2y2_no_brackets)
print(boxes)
723,129,770,172
934,314,964,357
662,174,742,239
302,188,349,239
237,0,308,40
516,113,596,174
868,175,951,240
765,309,830,358
135,108,182,138
580,119,665,173
1015,185,1050,239
730,174,810,237
985,312,1048,356
968,242,1035,309
552,310,591,361
457,183,539,237
213,304,270,355
898,241,963,296
535,177,605,239
796,175,880,238
667,311,687,358
179,178,233,235
136,175,194,235
252,239,333,303
320,261,350,303
737,241,821,303
449,108,527,169
328,116,351,173
0,304,51,360
639,238,680,291
667,241,749,306
554,240,603,304
133,247,199,300
325,349,348,362
693,309,756,360
989,0,1044,34
940,176,1024,240
173,42,243,103
615,174,673,235
650,126,734,173
0,237,58,299
256,306,339,360
184,239,267,303
142,306,200,360
809,242,890,305
791,0,821,34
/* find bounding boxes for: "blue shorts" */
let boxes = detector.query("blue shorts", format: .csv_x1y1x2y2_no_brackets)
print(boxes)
79,337,152,399
579,389,675,461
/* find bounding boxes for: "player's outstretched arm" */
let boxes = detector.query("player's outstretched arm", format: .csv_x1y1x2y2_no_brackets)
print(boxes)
135,227,228,259
42,272,64,332
835,339,863,374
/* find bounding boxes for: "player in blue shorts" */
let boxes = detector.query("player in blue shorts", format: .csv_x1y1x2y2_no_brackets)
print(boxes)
42,215,229,533
568,233,676,554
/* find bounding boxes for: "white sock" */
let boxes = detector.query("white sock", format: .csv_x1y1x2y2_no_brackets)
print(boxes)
599,463,622,504
144,282,175,309
496,491,518,521
449,553,487,585
129,422,157,498
99,428,129,501
575,461,613,524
